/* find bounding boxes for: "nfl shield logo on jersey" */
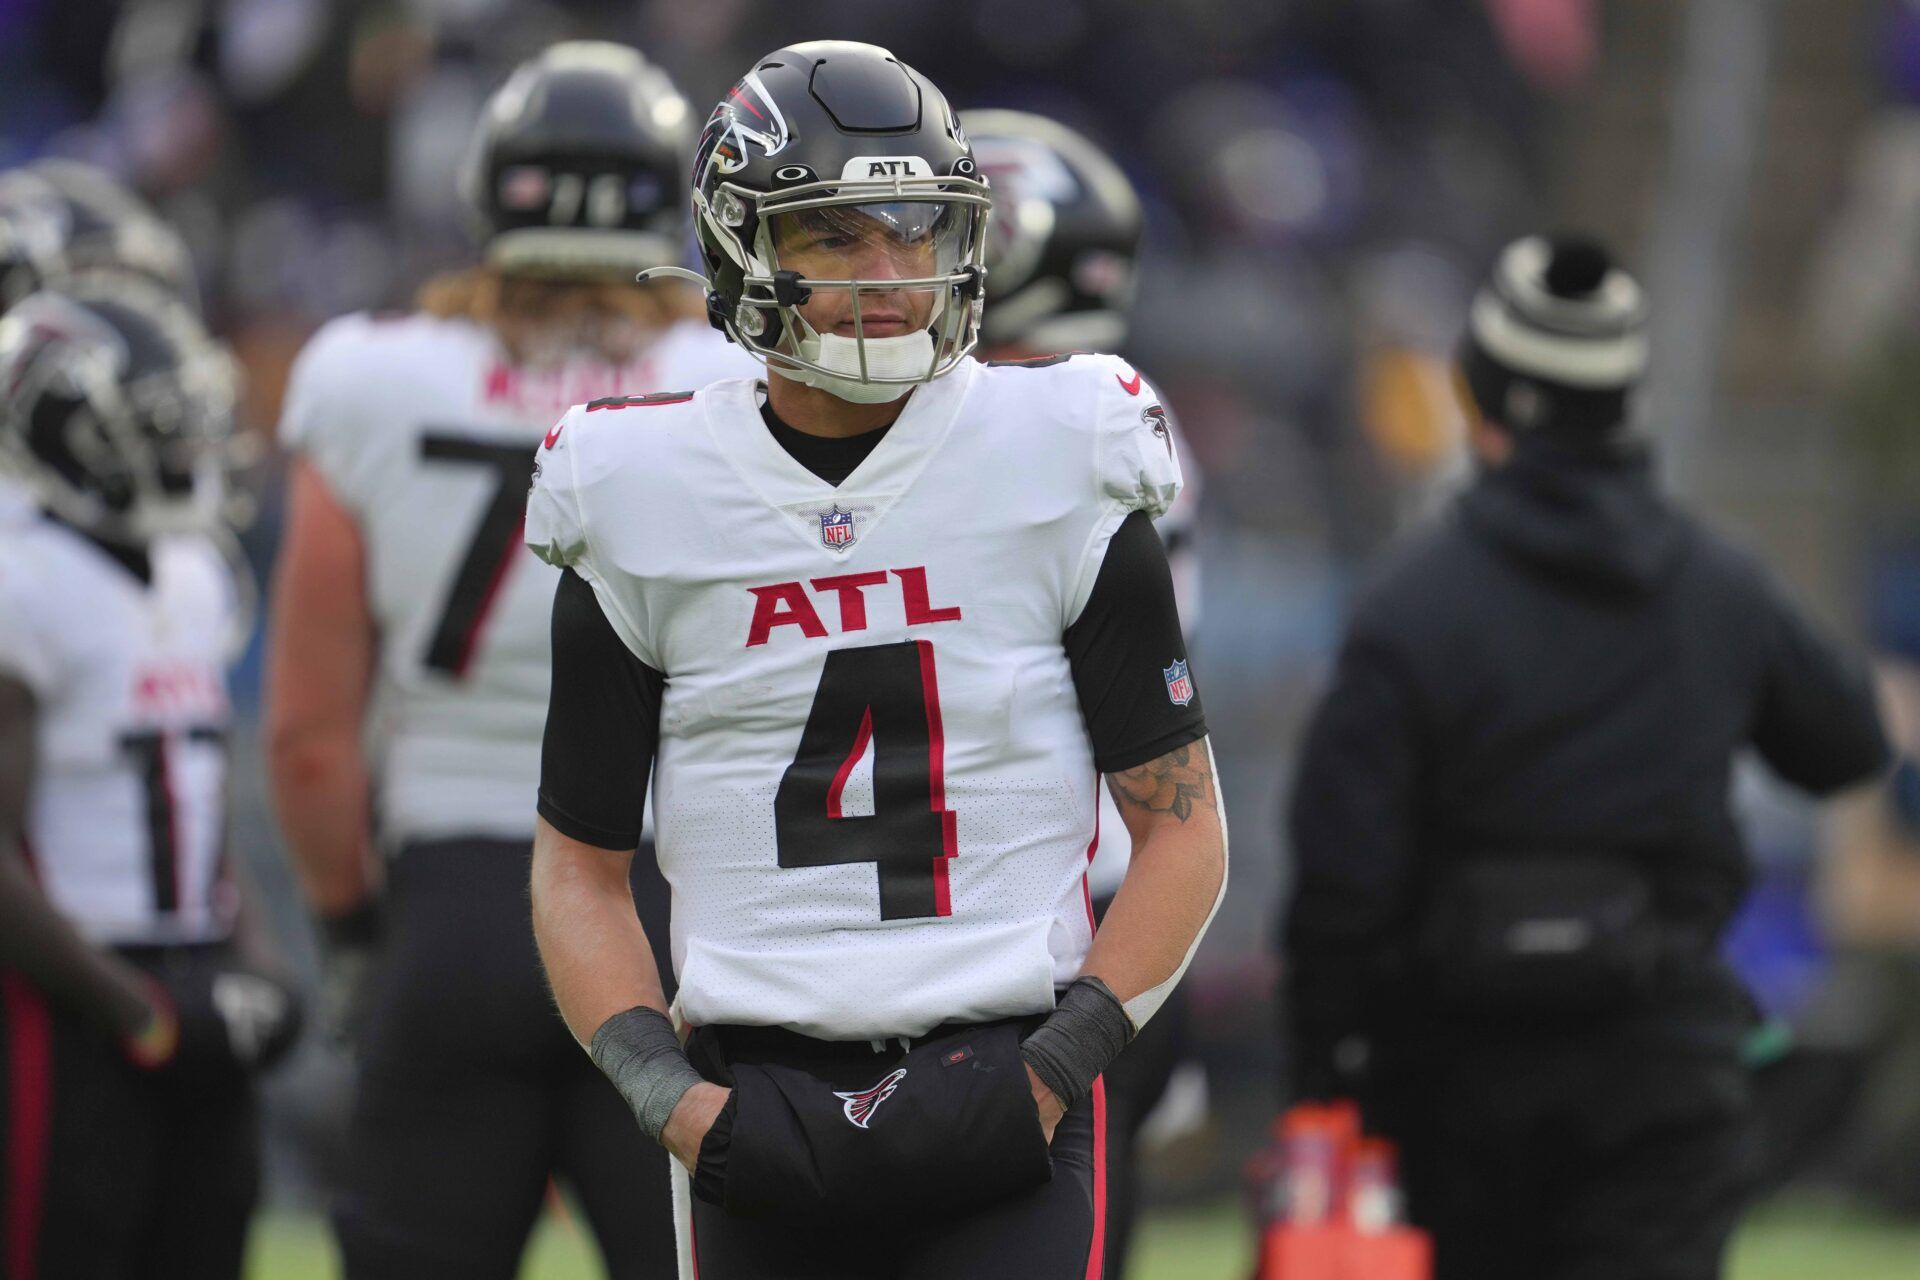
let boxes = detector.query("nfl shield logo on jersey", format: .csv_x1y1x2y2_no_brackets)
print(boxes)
820,505,857,550
1164,659,1194,706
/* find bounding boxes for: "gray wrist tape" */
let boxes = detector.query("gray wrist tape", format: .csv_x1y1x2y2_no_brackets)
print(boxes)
588,1006,705,1144
1019,975,1135,1110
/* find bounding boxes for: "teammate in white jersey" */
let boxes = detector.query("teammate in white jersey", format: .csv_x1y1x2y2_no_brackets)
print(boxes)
965,105,1207,1279
0,273,298,1279
264,42,756,1280
526,42,1228,1280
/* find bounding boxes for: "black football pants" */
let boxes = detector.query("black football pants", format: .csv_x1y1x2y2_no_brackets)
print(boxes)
684,1019,1108,1280
333,837,678,1280
0,949,258,1280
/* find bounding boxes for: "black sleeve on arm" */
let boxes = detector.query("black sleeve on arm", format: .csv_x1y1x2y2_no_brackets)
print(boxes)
1065,509,1207,773
537,569,664,850
1750,583,1889,795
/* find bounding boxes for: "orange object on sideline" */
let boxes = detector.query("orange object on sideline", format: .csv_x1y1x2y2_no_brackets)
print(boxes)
1257,1224,1433,1280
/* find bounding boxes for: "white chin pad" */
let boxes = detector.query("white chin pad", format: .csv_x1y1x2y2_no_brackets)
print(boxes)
792,328,935,404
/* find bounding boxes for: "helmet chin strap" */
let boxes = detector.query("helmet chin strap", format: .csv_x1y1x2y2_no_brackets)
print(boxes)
789,327,931,403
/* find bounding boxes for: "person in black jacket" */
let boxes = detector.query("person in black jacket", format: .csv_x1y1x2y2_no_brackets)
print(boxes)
1282,234,1889,1280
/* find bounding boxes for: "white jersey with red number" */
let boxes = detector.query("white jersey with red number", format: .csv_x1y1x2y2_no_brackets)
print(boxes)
526,353,1183,1040
0,512,237,946
279,312,758,846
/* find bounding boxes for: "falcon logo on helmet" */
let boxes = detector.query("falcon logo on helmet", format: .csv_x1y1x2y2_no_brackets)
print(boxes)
834,1068,907,1130
694,71,792,184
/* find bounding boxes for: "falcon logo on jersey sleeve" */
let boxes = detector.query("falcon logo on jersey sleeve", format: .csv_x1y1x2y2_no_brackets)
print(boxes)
835,1068,907,1129
820,505,858,550
1142,403,1173,456
1164,659,1194,706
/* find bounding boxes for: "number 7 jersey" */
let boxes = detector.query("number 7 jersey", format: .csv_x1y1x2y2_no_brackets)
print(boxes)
279,311,756,845
527,353,1184,1040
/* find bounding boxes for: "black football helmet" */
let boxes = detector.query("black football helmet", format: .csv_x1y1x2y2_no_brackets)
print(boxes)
0,277,235,543
960,110,1143,354
685,41,991,402
0,161,196,313
460,41,695,278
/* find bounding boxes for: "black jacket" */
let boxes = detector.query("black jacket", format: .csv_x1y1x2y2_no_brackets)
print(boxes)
1283,438,1888,1087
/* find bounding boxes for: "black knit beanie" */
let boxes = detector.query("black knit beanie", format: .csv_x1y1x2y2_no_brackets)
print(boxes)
1458,233,1648,437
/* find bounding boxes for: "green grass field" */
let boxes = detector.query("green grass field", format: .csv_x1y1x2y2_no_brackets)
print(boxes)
245,1196,1920,1279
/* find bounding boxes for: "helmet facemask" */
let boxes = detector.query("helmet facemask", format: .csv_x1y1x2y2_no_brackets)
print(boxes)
699,174,990,403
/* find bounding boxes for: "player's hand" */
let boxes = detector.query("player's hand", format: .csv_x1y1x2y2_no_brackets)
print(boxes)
1026,1063,1066,1144
317,899,384,1053
661,1081,732,1172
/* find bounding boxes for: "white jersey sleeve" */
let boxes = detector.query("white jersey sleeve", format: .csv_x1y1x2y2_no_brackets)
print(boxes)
0,547,62,698
1066,356,1185,625
278,313,392,519
525,396,669,671
525,404,591,573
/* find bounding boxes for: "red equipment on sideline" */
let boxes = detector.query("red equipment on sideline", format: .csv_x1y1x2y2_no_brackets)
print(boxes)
1246,1103,1432,1280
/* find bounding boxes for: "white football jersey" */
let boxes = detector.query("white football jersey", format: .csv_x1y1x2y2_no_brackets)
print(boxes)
0,512,238,946
280,312,758,846
527,353,1184,1040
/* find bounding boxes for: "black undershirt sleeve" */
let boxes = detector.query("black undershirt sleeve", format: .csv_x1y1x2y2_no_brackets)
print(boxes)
536,568,664,850
1066,510,1208,774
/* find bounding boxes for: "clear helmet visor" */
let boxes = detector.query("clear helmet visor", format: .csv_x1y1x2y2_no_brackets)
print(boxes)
766,200,970,332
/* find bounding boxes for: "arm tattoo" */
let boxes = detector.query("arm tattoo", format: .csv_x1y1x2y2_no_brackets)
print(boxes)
1110,742,1215,823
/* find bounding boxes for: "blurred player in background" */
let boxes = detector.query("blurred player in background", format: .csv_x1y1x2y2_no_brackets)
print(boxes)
264,41,755,1280
965,105,1205,1280
0,159,199,312
0,259,299,1278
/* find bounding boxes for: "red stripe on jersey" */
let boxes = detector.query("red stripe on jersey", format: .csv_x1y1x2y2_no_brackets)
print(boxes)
1082,777,1100,930
916,640,958,916
160,736,185,918
2,973,51,1280
1084,1076,1109,1280
826,706,873,820
453,514,526,678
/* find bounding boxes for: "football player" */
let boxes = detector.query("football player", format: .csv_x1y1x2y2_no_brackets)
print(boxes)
526,42,1229,1280
0,159,199,311
965,105,1206,1279
264,41,757,1280
0,276,299,1280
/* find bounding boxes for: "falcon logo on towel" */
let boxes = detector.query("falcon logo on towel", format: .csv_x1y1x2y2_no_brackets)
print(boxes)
835,1068,907,1129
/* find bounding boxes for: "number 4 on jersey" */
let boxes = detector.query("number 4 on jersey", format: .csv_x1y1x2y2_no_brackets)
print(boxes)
775,640,958,920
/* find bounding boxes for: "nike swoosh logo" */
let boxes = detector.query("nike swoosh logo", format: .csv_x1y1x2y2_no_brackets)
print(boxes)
544,422,565,450
1116,370,1142,396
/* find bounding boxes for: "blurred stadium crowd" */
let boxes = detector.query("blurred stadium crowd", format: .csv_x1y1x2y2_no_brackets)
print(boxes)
8,0,1920,1267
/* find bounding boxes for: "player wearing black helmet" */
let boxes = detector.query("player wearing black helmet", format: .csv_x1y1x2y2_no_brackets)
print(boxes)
0,278,300,1279
265,40,753,1280
0,161,197,312
966,105,1208,1280
529,42,1227,1280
